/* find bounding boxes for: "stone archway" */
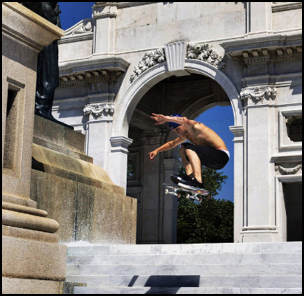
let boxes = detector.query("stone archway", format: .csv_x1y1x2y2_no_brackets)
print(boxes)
112,59,242,138
110,51,245,243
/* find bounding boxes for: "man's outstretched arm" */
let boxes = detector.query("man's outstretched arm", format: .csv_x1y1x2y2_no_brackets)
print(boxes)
148,137,186,160
150,113,196,128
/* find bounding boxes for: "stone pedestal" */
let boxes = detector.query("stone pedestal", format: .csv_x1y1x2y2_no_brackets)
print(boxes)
31,115,137,244
2,3,66,293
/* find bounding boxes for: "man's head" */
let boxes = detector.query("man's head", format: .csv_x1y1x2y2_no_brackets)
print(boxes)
167,114,187,136
167,114,182,130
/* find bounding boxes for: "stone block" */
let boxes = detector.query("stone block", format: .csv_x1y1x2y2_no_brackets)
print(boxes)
2,236,66,280
2,277,65,294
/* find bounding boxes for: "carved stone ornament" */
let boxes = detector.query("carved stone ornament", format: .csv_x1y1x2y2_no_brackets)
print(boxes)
64,19,93,36
275,164,302,175
129,48,166,83
240,86,277,106
186,43,225,69
83,103,114,119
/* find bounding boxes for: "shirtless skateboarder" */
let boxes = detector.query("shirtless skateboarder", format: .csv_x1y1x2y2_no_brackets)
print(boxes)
148,113,230,190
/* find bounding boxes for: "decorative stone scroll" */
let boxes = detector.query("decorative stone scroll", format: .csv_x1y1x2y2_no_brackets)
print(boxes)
275,164,302,175
186,43,225,69
129,48,166,83
240,86,277,106
83,103,114,119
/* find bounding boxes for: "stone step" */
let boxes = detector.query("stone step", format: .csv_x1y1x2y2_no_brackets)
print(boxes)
66,274,302,289
66,242,302,256
73,286,302,294
67,263,301,276
67,252,301,266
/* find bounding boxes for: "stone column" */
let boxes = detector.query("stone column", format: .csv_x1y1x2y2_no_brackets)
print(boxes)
2,3,66,293
240,86,278,242
229,125,245,243
110,136,133,189
83,102,115,169
92,2,118,55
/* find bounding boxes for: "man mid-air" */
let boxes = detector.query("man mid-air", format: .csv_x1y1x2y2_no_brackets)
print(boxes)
149,113,230,190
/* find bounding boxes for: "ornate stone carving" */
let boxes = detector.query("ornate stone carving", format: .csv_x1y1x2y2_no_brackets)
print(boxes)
240,86,277,106
83,103,114,119
186,43,225,69
65,19,93,36
93,2,118,19
129,48,166,83
275,164,302,175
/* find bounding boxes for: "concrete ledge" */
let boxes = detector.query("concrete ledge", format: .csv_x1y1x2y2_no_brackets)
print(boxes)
2,2,63,50
32,143,115,186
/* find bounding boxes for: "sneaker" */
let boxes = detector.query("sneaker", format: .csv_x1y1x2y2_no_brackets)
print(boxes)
177,178,204,191
171,174,194,185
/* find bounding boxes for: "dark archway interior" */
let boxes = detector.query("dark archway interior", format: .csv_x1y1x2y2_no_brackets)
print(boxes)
129,74,229,139
127,73,231,244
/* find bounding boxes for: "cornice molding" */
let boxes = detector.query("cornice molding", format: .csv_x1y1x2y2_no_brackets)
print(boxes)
272,2,302,12
58,56,129,87
221,33,302,57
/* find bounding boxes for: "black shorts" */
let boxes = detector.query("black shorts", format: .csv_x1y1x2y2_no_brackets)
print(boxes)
181,143,229,170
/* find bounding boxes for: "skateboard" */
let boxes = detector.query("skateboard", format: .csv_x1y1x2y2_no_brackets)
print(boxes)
162,183,209,203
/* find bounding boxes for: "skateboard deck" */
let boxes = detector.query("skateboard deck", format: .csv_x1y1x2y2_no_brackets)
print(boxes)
162,183,209,203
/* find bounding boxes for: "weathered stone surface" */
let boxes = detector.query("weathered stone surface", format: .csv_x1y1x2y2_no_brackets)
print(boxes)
31,169,137,243
2,225,59,243
2,236,66,280
32,143,114,186
2,3,66,294
2,277,65,294
33,115,92,163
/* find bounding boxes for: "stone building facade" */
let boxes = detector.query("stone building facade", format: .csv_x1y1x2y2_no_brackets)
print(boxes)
53,2,302,244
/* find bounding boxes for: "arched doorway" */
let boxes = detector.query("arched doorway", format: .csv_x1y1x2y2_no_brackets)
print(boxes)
110,59,244,243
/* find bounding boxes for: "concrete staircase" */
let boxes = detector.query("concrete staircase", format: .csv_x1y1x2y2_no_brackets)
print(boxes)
65,242,302,294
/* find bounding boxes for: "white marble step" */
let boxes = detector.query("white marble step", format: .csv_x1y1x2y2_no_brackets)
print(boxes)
66,274,302,289
67,263,301,276
67,252,301,266
66,242,302,256
73,286,302,294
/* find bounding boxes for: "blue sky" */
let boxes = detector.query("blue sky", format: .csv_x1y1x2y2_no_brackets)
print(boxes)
58,2,234,202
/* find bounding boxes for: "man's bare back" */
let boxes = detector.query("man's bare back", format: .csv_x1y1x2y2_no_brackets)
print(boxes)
150,113,227,150
181,121,227,150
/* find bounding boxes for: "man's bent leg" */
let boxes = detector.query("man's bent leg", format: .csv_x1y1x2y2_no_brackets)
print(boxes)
184,149,202,183
179,146,193,176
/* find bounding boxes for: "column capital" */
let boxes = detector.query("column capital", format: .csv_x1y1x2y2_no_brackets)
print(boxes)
83,102,114,121
229,125,244,137
110,136,133,154
240,86,277,107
